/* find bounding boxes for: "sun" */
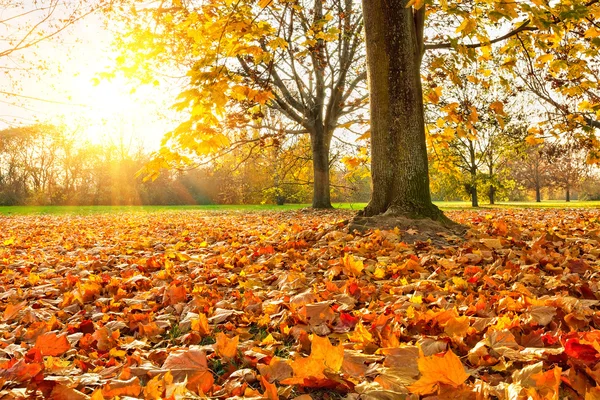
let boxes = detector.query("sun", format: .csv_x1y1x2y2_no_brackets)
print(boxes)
15,15,178,150
58,72,173,149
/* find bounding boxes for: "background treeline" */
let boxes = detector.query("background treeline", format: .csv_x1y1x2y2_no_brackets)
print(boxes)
1,123,599,206
0,124,371,206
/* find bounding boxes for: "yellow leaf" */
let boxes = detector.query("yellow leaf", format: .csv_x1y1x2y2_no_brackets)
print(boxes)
425,87,442,104
410,295,423,304
258,0,273,8
409,350,469,395
350,322,374,344
537,53,553,63
525,135,544,146
585,27,600,38
343,253,364,276
456,18,477,35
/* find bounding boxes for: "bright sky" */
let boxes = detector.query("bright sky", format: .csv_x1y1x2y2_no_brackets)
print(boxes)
0,2,178,151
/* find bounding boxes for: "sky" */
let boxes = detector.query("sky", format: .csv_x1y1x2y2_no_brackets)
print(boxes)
0,1,178,150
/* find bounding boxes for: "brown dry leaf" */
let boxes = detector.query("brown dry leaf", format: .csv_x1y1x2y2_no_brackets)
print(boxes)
48,383,89,400
258,357,294,382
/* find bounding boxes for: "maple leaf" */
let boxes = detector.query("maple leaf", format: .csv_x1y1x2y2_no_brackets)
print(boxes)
35,332,70,356
408,350,469,395
2,300,27,322
102,377,143,398
163,283,187,305
343,253,364,276
162,348,214,394
281,335,344,385
0,359,43,383
215,332,239,359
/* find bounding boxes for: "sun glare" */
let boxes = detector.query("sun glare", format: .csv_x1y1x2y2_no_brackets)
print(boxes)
8,16,176,150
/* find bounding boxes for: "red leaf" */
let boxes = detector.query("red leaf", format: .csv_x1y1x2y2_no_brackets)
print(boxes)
564,338,599,363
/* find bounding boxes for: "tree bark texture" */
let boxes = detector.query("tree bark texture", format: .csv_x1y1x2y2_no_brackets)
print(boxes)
471,186,479,208
311,131,332,208
360,0,445,221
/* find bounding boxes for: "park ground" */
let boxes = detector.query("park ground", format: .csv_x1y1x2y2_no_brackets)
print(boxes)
0,204,599,398
0,199,599,215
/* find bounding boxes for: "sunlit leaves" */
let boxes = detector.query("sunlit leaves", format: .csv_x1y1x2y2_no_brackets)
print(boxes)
3,208,600,397
409,350,469,395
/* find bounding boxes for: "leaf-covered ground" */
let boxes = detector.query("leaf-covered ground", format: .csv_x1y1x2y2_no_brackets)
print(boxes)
0,208,599,399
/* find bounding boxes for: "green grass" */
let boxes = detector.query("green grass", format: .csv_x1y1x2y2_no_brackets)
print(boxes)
0,200,598,216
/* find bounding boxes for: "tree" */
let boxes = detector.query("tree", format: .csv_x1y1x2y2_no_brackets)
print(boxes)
427,63,511,207
358,0,600,222
358,0,444,220
507,137,550,203
546,140,589,202
115,0,367,209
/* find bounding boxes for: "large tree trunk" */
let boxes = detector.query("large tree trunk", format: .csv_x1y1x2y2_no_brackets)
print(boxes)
488,185,495,205
360,0,445,221
566,186,571,202
310,131,332,209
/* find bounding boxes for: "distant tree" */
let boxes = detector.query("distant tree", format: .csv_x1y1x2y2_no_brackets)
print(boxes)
508,141,550,202
546,141,589,202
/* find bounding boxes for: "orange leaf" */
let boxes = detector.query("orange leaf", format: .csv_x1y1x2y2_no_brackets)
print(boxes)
145,374,167,400
409,350,469,395
191,313,211,335
261,376,279,400
2,301,27,322
90,389,105,400
215,332,239,359
102,377,142,398
162,348,214,394
281,335,344,385
35,333,70,357
164,284,187,305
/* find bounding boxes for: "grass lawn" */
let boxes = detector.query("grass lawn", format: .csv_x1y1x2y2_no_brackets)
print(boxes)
0,200,598,215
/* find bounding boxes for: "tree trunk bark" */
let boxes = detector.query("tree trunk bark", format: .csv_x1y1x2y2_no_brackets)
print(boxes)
360,0,446,222
471,185,479,208
566,186,570,202
488,163,494,205
310,131,332,209
535,171,541,202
